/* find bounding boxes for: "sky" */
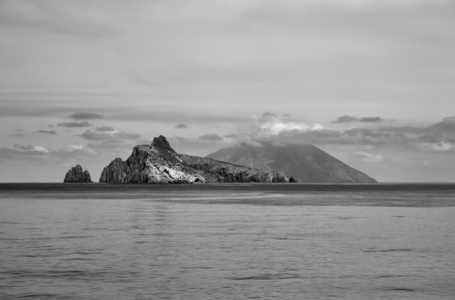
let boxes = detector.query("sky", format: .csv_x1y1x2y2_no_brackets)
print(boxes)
1,0,455,182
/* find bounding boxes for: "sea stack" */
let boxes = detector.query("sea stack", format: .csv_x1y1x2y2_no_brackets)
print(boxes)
99,135,289,184
64,165,92,183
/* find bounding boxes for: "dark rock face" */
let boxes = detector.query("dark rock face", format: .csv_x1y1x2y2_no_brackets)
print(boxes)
179,155,288,183
207,142,377,183
99,135,289,184
64,165,92,183
98,158,128,183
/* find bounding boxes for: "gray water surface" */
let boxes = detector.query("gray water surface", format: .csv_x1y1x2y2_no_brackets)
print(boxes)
1,184,454,299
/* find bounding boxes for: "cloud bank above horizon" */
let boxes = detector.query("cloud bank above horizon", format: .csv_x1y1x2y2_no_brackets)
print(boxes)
1,0,454,182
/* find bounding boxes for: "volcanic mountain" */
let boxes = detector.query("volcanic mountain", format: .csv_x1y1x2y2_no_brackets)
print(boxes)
207,142,377,183
99,136,289,184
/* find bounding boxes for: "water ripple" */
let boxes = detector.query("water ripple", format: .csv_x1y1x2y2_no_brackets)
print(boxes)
1,185,455,299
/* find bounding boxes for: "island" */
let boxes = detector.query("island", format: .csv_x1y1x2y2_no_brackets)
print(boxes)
64,165,92,183
99,135,289,184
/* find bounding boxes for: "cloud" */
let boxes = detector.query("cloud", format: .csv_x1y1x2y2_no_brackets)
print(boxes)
344,128,379,137
377,126,424,135
36,130,57,135
224,133,238,139
428,116,455,134
81,128,140,141
417,134,454,152
86,139,131,151
270,123,417,147
8,129,58,137
263,116,455,154
353,151,384,163
50,144,95,160
418,141,453,152
13,144,48,153
0,143,99,161
332,115,384,123
418,134,443,144
114,131,141,140
332,115,359,123
244,115,455,151
57,121,93,128
175,123,188,129
199,134,224,141
255,113,324,137
168,136,188,142
0,141,117,171
69,112,103,120
233,113,418,149
360,117,383,122
261,112,277,118
94,126,115,132
0,144,49,160
7,128,26,137
81,131,109,140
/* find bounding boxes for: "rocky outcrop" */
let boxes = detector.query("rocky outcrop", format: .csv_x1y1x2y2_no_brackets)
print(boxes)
64,165,92,183
289,176,298,183
179,154,289,183
99,135,289,184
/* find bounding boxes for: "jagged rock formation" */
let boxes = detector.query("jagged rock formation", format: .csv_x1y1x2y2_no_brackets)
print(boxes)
99,135,289,184
207,142,377,183
64,165,92,183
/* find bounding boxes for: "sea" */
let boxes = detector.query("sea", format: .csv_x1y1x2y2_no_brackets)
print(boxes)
0,183,454,300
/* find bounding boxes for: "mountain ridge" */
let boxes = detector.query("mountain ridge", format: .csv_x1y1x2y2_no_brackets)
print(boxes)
207,142,377,183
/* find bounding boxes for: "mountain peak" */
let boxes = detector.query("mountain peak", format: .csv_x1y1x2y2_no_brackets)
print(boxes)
151,135,176,154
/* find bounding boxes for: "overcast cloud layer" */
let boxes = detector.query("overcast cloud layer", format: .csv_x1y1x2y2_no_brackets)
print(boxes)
1,0,454,182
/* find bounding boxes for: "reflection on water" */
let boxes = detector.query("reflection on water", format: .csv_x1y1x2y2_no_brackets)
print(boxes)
0,184,455,299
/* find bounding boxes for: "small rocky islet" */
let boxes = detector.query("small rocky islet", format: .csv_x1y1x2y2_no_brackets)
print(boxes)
63,165,92,183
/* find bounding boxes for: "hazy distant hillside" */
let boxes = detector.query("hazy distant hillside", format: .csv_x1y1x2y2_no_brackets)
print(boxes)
207,142,377,183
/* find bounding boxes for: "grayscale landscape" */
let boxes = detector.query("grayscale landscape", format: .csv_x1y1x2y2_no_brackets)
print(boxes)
1,1,454,299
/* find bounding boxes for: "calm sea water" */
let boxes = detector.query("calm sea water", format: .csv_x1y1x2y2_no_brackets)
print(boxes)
1,183,454,299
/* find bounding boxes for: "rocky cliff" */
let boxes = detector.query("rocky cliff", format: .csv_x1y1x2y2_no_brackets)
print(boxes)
179,154,289,183
99,135,289,184
64,165,92,183
207,142,377,183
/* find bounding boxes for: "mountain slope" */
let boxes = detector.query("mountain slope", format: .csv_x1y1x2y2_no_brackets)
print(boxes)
207,142,377,183
99,136,289,183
